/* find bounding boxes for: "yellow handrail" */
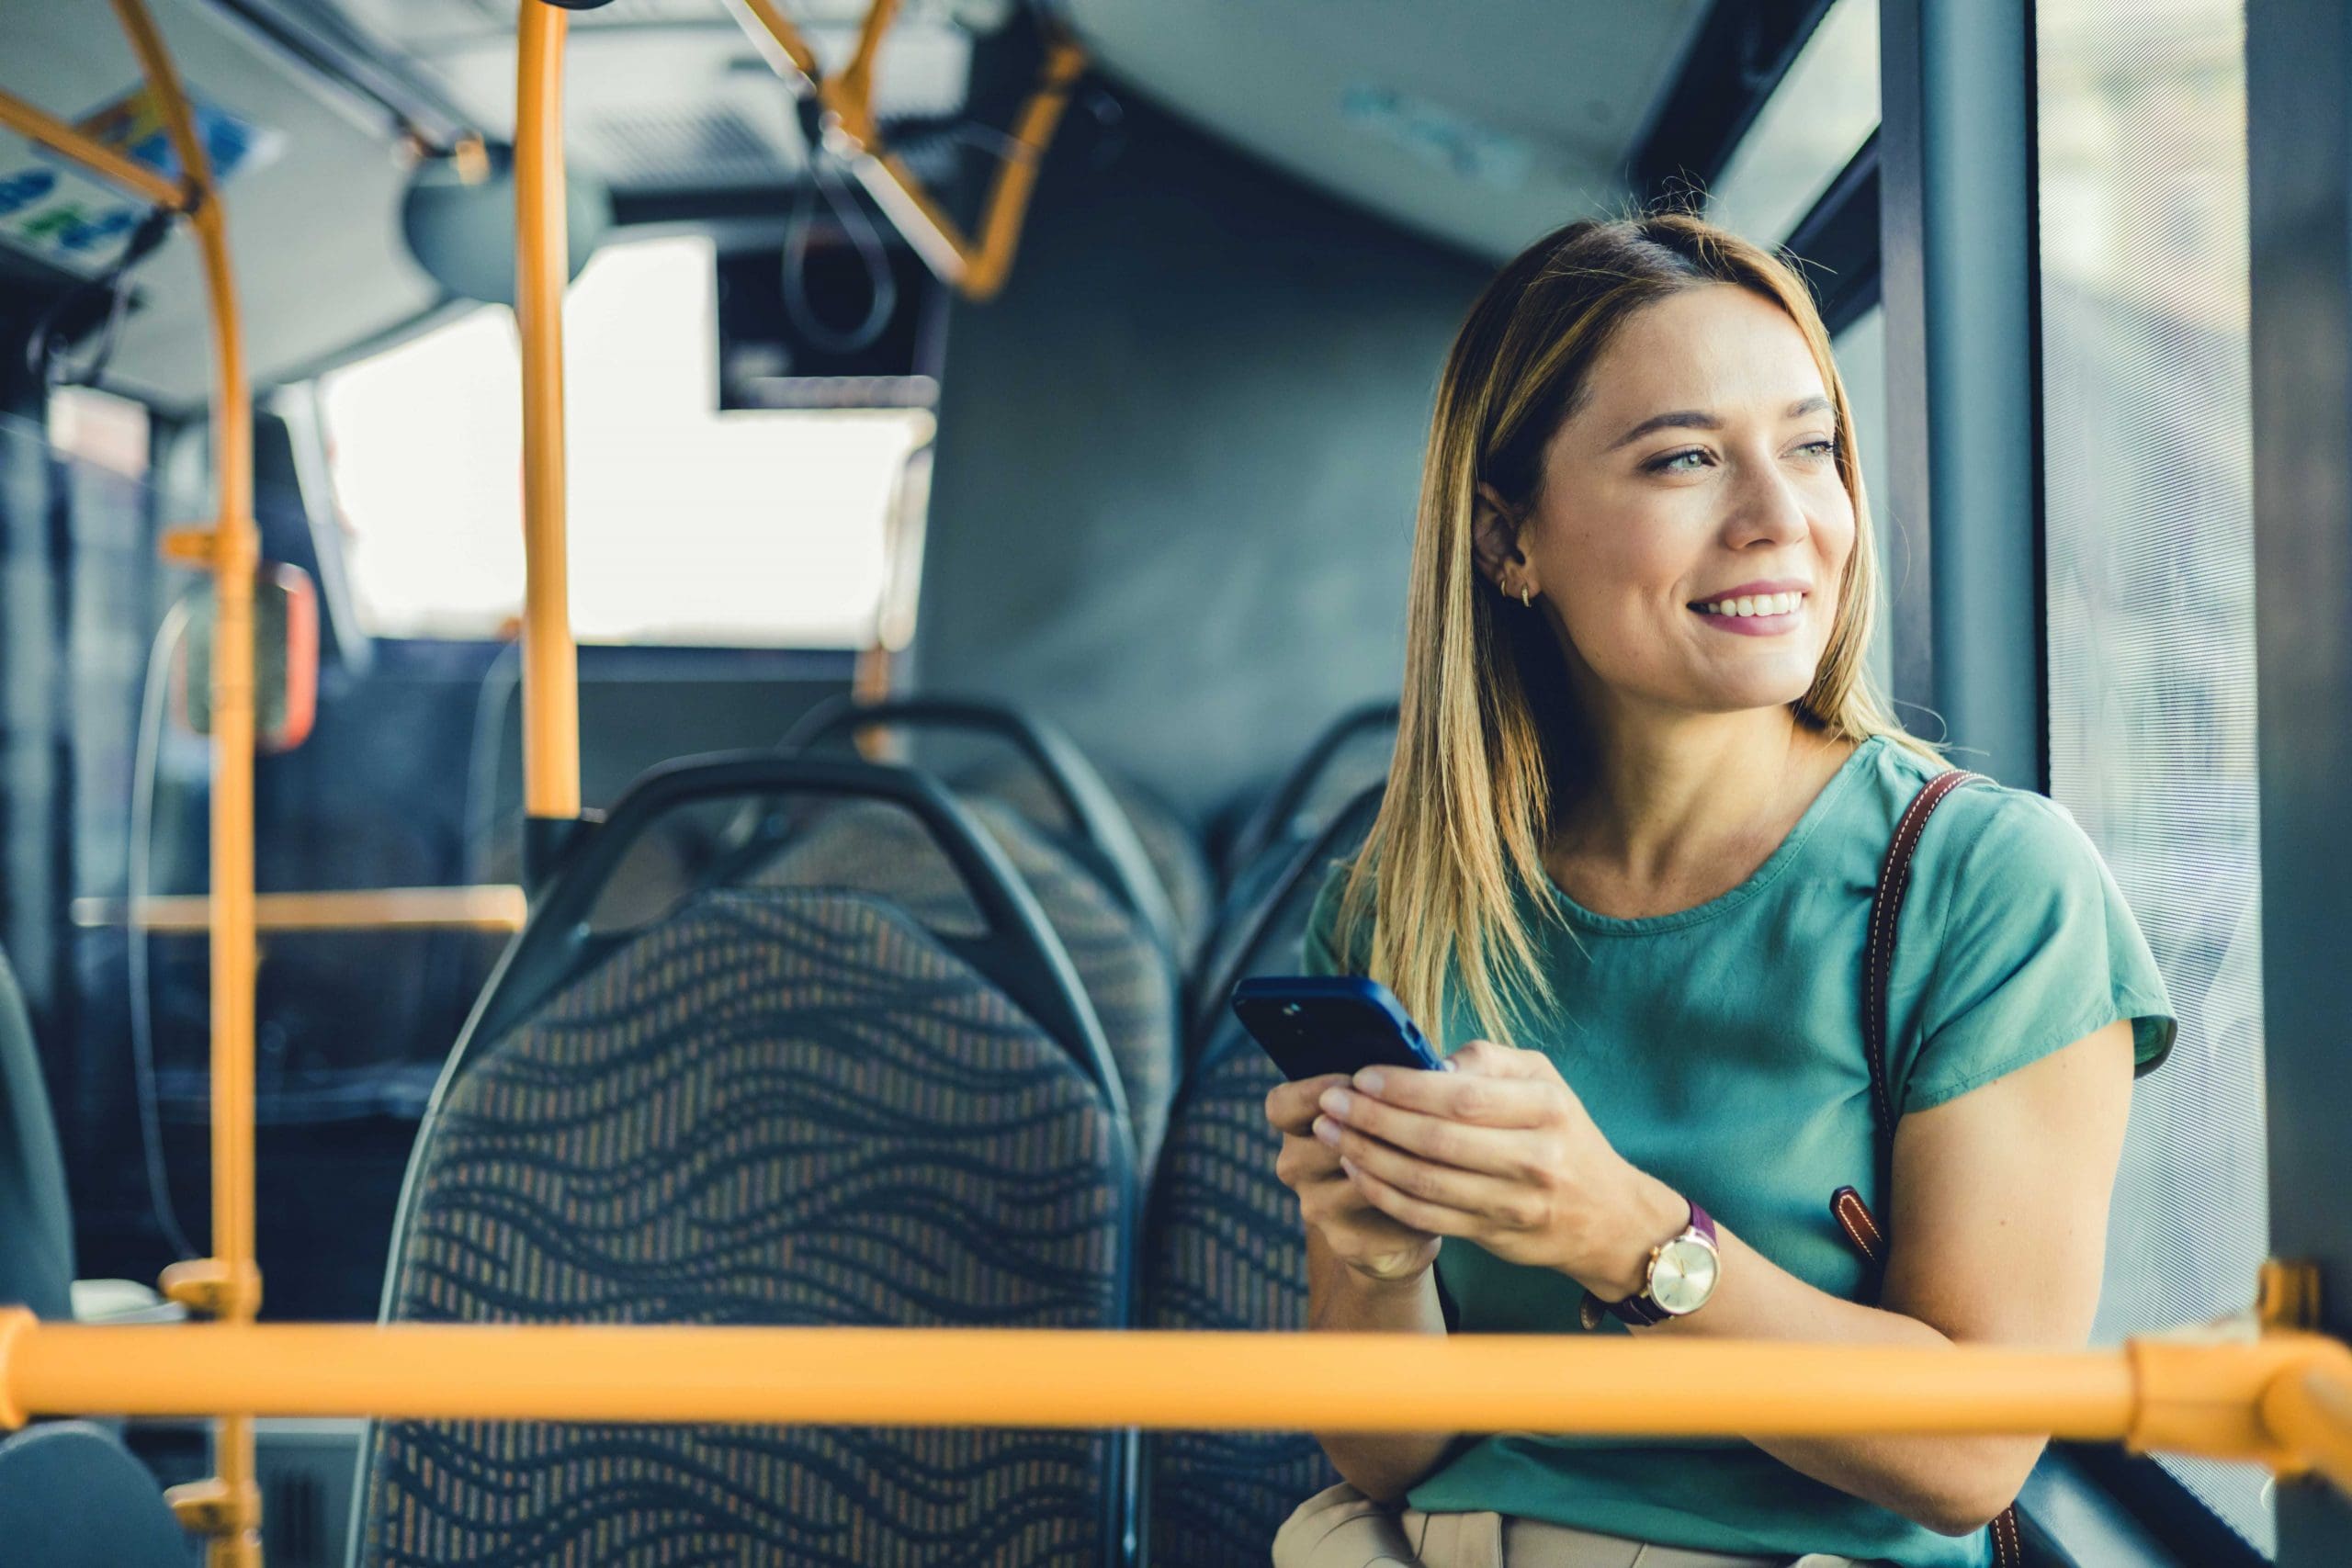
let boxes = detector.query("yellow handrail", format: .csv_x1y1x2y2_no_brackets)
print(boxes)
1,1315,2349,1484
69,886,529,935
726,0,1086,301
515,3,582,834
0,89,184,209
16,3,271,1562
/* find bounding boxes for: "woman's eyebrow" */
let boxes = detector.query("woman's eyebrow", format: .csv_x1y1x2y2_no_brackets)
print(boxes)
1607,395,1837,451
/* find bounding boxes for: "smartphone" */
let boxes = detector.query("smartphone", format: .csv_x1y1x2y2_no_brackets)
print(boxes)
1229,976,1446,1082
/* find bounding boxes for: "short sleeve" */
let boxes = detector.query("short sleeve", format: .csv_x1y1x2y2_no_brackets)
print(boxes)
1896,788,2177,1116
1301,862,1363,978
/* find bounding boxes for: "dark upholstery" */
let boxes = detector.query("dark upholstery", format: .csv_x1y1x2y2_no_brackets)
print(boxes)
1141,1036,1338,1566
0,949,72,1320
357,888,1129,1567
752,797,1178,1176
1143,796,1381,1565
960,760,1216,972
0,1422,192,1566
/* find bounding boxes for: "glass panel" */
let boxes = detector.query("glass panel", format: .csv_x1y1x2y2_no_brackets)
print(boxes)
2035,1,2272,1552
1830,305,1894,695
319,234,928,647
1706,0,1879,245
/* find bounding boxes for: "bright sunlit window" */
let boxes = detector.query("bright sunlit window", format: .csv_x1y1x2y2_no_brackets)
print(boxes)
1706,0,1880,246
320,235,930,646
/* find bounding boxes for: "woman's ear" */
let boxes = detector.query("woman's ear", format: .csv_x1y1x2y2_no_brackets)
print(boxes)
1472,482,1531,593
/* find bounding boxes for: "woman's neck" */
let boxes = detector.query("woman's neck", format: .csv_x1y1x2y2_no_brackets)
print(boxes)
1545,707,1852,918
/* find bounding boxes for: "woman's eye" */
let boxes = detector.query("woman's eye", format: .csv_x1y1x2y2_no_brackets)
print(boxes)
1796,437,1841,461
1648,448,1709,474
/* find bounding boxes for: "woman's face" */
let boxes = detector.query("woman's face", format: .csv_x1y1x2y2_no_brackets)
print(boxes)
1499,283,1855,725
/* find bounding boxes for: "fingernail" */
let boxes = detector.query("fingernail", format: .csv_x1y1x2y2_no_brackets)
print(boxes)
1312,1116,1340,1146
1355,1068,1385,1096
1339,1156,1359,1178
1441,1057,1458,1073
1318,1087,1352,1119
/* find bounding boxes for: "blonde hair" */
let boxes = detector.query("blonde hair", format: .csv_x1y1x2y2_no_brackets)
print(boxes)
1333,210,1941,1048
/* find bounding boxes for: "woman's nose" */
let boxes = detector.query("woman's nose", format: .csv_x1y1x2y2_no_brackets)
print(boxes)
1722,455,1812,547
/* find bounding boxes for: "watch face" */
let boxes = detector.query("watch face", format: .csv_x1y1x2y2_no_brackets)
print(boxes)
1649,1237,1720,1315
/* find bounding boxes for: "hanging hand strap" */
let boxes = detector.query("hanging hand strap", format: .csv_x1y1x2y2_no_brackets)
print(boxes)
1826,767,2022,1567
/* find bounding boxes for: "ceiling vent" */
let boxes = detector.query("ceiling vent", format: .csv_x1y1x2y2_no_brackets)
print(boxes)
577,106,795,188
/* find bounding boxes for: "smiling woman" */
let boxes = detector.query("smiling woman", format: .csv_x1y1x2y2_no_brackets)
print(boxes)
1270,213,2177,1568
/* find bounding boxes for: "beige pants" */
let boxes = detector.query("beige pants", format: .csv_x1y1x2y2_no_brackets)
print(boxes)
1272,1483,1873,1568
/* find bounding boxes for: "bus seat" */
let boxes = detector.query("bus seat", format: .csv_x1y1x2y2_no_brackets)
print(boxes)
782,695,1188,964
0,1422,193,1566
356,756,1135,1568
1218,701,1398,888
963,757,1216,973
745,793,1180,1176
0,949,74,1322
1188,788,1385,1056
1142,791,1381,1564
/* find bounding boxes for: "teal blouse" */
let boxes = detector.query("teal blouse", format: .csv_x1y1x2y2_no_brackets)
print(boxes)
1302,734,2177,1567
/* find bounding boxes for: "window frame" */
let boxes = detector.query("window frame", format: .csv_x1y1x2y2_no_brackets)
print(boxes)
2245,0,2352,1559
1876,1,2281,1560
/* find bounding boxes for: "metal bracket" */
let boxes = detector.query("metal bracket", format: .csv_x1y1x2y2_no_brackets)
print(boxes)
164,1474,260,1541
160,1257,264,1321
2261,1258,2324,1332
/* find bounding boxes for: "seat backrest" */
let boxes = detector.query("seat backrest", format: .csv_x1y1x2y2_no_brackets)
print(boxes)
357,887,1132,1567
1219,701,1397,886
1142,790,1380,1563
357,756,1137,1567
958,757,1216,975
754,794,1180,1177
0,1421,191,1567
0,949,74,1320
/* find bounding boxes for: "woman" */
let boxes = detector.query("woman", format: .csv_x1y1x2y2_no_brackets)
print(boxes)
1266,212,2175,1568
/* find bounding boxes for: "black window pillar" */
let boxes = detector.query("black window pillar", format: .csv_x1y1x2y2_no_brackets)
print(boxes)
2247,0,2352,1559
1877,0,2045,787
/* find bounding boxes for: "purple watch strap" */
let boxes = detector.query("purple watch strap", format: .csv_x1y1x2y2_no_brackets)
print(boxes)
1594,1198,1713,1328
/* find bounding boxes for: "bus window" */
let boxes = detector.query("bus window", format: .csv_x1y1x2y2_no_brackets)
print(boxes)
1705,0,1879,246
317,233,929,647
2037,0,2270,1552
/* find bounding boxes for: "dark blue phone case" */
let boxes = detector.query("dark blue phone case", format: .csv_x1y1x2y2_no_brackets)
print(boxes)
1229,975,1445,1081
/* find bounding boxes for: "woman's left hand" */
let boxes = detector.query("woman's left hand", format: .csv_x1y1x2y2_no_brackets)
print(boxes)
1309,1039,1674,1297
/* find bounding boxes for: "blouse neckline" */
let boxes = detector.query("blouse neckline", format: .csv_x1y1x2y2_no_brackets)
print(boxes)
1541,734,1890,937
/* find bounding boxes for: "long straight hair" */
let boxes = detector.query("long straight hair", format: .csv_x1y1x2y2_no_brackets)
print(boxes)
1333,211,1941,1048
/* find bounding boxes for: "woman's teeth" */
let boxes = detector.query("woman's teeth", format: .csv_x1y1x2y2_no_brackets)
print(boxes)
1695,591,1804,618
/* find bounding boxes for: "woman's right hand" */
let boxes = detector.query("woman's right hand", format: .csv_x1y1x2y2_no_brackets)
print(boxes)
1268,1073,1442,1283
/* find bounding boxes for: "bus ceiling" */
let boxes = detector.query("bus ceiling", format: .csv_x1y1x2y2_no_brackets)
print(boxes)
0,1,1835,410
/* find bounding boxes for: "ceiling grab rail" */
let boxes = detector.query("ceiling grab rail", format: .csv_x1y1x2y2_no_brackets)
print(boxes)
0,2,264,1560
722,0,1088,301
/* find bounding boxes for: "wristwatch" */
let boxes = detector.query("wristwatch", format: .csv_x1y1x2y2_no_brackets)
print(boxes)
1579,1198,1720,1330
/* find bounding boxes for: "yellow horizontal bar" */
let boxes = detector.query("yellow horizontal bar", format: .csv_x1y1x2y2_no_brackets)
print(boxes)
2264,1359,2352,1495
70,886,528,934
5,1319,2347,1480
0,1322,2133,1436
0,85,185,209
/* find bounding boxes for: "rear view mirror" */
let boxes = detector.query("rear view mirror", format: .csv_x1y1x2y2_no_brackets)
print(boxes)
174,563,319,753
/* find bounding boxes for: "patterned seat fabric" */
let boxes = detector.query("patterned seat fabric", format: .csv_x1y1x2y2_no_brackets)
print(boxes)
1142,1037,1337,1565
956,759,1216,974
358,888,1129,1568
749,798,1178,1177
1144,803,1378,1565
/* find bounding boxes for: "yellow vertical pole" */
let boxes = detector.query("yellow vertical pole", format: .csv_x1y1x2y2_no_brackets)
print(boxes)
515,2,582,868
106,3,262,1564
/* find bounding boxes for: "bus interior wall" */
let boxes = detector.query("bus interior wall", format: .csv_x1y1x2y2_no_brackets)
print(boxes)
916,95,1490,830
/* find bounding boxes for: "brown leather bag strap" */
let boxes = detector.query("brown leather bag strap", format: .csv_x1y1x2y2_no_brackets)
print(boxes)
1829,768,2024,1567
1860,767,1989,1180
